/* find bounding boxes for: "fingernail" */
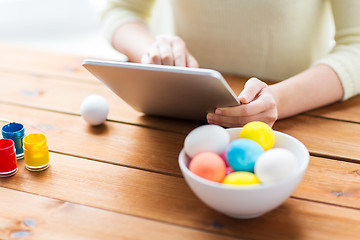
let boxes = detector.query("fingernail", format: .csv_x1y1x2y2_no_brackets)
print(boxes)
215,109,222,115
207,113,213,121
238,94,248,104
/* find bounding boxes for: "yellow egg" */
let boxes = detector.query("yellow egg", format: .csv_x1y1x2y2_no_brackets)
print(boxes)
239,121,275,150
222,171,260,185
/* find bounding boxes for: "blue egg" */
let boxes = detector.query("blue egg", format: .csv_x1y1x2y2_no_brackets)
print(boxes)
225,139,264,172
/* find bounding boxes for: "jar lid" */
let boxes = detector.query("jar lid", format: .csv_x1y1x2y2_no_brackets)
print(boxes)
0,139,16,157
2,122,25,138
23,133,48,152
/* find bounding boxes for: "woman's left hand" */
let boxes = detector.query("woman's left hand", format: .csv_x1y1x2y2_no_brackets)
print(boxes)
207,77,278,127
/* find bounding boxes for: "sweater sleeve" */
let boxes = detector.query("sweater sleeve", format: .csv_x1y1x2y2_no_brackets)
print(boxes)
313,0,360,100
101,0,156,43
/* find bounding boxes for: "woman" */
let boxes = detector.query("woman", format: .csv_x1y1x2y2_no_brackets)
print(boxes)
101,0,360,127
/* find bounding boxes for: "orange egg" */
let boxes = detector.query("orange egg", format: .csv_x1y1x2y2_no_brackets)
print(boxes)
189,152,226,182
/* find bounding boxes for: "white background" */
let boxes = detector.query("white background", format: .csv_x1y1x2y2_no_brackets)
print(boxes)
0,0,127,61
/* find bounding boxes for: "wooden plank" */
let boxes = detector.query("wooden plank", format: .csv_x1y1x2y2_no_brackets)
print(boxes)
3,67,360,140
1,102,359,208
0,43,93,81
0,187,236,240
0,43,247,88
274,115,360,161
0,152,359,239
0,103,185,176
0,71,201,134
2,42,360,124
0,43,246,96
2,70,360,147
1,34,359,240
306,96,360,123
2,103,360,169
294,157,360,208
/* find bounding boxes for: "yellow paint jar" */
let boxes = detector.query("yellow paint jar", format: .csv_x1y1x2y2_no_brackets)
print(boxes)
23,133,50,171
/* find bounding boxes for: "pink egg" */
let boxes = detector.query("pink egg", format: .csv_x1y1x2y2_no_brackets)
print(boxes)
219,149,229,167
189,152,226,182
226,166,234,175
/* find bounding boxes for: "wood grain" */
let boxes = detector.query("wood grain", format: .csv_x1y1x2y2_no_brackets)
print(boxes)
1,71,360,163
294,157,360,208
0,43,92,81
1,42,360,124
274,115,360,161
0,187,236,240
306,96,360,123
0,152,359,239
1,102,359,209
0,103,186,176
0,71,201,134
0,43,359,240
2,103,360,170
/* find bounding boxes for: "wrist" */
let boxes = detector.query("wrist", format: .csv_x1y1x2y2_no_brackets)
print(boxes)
112,22,155,62
269,83,284,119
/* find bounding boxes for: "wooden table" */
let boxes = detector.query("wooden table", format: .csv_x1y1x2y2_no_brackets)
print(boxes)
0,43,359,240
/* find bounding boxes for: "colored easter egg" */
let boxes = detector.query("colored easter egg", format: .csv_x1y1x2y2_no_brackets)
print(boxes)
226,166,234,175
189,152,226,182
240,121,275,150
222,171,261,185
254,148,298,183
226,139,264,172
184,125,230,158
80,94,109,126
219,149,229,167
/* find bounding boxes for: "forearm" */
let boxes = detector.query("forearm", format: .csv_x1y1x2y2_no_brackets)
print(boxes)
270,64,344,119
112,22,155,62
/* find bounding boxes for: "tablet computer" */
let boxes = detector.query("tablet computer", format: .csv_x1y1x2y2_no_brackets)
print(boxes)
82,59,240,121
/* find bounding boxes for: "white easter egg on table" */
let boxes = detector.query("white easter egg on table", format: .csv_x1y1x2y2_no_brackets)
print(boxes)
254,148,298,183
184,125,230,158
80,94,109,126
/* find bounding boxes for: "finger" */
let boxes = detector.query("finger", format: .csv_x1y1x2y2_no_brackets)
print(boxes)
207,111,276,128
243,91,276,115
186,52,199,68
216,92,276,117
172,36,186,67
141,53,150,64
158,39,174,66
207,112,251,127
238,77,267,103
148,44,162,65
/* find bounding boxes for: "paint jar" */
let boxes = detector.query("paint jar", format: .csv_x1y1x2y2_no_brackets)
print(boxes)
0,139,18,177
23,133,50,171
2,122,25,159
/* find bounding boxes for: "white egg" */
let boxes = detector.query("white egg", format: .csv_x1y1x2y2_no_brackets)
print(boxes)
254,148,298,183
80,94,109,126
184,125,230,158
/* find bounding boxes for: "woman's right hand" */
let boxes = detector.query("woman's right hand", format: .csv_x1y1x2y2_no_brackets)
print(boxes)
141,35,199,68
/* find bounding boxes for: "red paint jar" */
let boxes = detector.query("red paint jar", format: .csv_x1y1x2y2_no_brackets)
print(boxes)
0,139,18,177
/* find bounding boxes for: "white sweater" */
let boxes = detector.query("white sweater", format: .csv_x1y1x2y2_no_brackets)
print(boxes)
102,0,360,100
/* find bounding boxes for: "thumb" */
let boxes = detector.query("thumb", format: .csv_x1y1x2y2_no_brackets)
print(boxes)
238,77,267,104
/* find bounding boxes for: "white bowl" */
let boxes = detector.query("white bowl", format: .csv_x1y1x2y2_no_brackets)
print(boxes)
178,127,309,219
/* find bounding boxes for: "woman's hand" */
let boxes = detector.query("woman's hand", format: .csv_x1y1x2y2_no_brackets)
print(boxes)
207,77,278,127
141,35,199,68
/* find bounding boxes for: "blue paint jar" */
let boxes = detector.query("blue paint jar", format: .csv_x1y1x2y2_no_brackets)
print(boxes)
2,122,25,159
